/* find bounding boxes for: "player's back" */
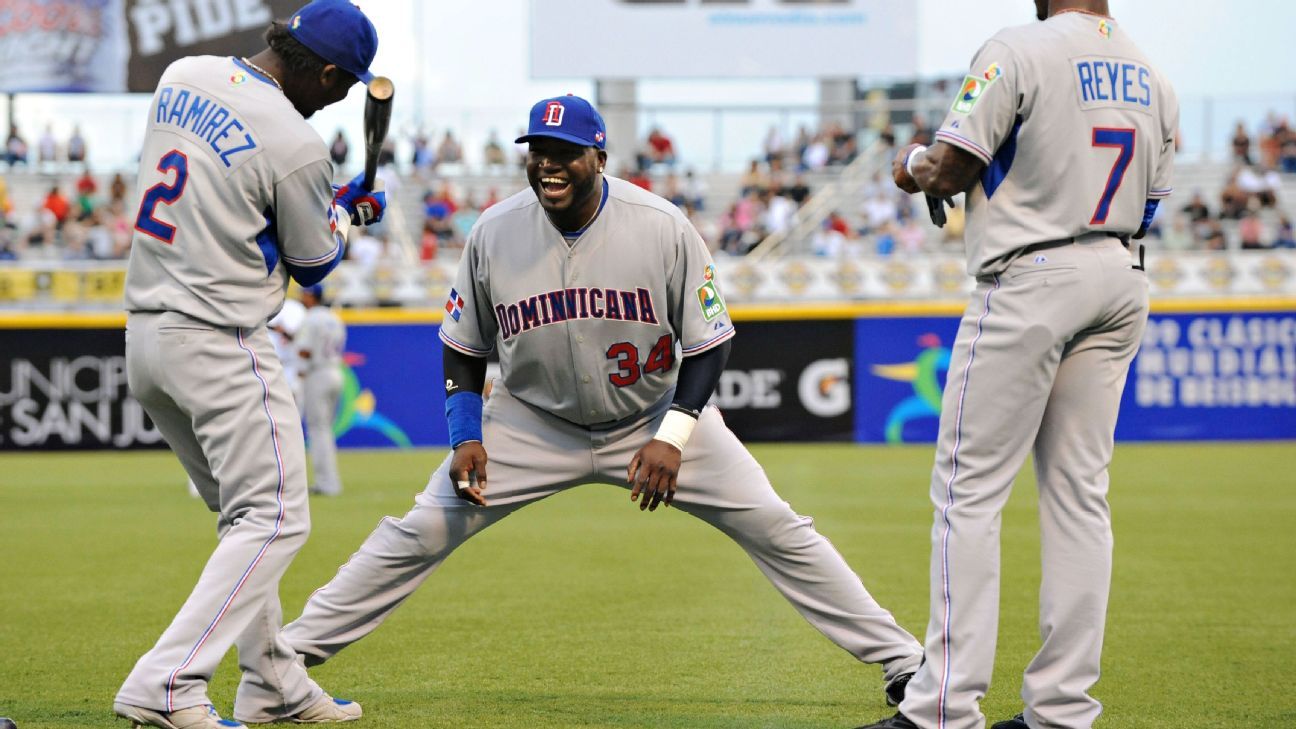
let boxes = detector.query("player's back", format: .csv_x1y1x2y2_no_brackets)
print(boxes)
937,12,1177,275
125,56,330,328
300,306,346,370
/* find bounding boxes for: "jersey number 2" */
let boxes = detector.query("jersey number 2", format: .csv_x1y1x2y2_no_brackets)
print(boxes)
1090,128,1135,225
607,334,674,387
134,149,190,244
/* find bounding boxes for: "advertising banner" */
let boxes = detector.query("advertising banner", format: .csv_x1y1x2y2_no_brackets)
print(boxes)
0,0,299,93
712,319,855,442
0,327,162,449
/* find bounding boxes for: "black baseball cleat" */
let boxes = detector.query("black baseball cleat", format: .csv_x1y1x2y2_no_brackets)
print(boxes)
991,714,1029,729
854,712,920,729
884,672,914,707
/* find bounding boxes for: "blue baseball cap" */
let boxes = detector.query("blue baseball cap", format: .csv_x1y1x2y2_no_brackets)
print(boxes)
303,284,325,299
515,95,607,149
286,0,378,84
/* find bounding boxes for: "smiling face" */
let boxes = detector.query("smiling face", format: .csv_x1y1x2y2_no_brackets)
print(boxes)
525,137,607,230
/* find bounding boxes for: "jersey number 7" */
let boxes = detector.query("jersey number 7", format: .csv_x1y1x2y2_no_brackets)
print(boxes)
1090,128,1135,225
134,149,190,244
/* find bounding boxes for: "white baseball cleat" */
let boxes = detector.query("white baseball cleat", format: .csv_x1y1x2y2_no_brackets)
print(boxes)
286,694,362,723
113,702,244,728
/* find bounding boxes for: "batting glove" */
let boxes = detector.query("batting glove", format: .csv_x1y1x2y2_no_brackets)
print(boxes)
333,173,387,227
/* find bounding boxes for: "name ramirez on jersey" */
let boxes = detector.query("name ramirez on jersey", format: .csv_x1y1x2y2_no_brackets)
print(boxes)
154,85,259,169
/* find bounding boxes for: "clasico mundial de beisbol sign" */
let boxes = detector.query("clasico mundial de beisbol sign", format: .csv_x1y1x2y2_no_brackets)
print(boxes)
0,0,301,94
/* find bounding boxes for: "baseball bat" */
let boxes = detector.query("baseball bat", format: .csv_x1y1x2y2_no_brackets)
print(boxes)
361,76,395,190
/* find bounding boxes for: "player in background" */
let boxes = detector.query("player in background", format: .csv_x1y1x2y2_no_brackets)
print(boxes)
114,2,385,727
297,283,347,496
858,2,1176,729
271,94,924,721
270,295,307,405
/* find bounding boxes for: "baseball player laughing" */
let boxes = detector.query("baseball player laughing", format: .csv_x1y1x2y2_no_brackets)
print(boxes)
274,94,924,721
115,2,386,727
859,2,1176,729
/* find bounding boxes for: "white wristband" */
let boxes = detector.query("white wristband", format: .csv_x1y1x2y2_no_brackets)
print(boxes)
652,409,698,453
904,144,928,179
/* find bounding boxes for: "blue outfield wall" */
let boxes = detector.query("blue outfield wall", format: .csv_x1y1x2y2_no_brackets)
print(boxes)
0,304,1290,450
854,310,1296,444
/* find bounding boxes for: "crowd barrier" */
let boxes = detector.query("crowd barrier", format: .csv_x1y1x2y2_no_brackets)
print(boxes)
2,299,1292,451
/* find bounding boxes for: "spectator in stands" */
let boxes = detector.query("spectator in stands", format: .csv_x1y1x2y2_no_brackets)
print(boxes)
762,186,795,237
1158,212,1195,251
877,123,897,151
37,125,57,166
874,221,897,256
67,125,86,165
643,127,677,169
626,165,652,192
895,206,926,256
1219,170,1248,219
763,125,786,165
802,132,830,171
1236,164,1282,208
43,185,70,226
740,159,768,197
861,182,899,234
0,232,17,261
662,172,686,210
451,194,481,243
411,133,435,177
0,178,12,225
514,127,529,169
1239,210,1267,249
61,220,93,260
910,113,933,146
6,126,29,166
682,168,707,210
1281,123,1296,174
330,130,349,168
812,212,859,258
793,124,812,163
436,130,463,167
825,122,857,166
1199,218,1227,250
106,199,132,258
420,219,439,261
483,130,507,170
786,173,810,206
1181,190,1211,222
1274,217,1295,248
1259,113,1284,170
1231,121,1252,165
75,168,98,220
107,172,128,206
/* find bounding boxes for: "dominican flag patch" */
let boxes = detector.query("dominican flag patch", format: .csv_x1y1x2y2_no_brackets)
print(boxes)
445,289,465,322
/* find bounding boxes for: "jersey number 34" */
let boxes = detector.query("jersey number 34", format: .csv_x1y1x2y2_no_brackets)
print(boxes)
134,149,190,244
607,334,674,387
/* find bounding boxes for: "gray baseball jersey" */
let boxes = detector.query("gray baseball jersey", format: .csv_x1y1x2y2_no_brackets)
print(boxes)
125,56,344,329
439,175,735,426
297,305,346,374
117,55,335,721
897,13,1172,729
267,174,924,713
298,305,346,495
934,12,1178,276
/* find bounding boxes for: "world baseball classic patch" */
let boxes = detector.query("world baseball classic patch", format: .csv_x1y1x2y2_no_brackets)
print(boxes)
952,74,991,114
696,281,726,322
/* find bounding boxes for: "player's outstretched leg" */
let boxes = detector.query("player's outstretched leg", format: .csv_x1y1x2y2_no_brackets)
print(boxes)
610,407,923,685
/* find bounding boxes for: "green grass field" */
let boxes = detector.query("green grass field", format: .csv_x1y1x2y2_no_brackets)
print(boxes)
1,444,1294,729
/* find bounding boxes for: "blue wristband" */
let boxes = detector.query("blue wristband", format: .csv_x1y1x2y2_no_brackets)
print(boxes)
446,391,483,448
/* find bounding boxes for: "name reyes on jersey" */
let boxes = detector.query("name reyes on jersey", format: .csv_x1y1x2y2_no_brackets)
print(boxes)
1073,57,1152,110
154,86,259,168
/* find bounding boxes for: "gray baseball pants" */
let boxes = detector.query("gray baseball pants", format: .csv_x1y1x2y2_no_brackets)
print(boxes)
899,238,1149,729
117,312,324,721
243,383,922,718
303,367,343,495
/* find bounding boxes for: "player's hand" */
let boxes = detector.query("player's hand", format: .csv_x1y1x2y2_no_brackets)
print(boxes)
449,441,489,506
627,440,681,513
333,173,387,226
892,143,923,195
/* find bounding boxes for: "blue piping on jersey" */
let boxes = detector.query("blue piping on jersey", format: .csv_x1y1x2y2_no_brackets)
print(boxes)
256,207,279,275
231,57,279,89
562,178,609,240
980,115,1024,200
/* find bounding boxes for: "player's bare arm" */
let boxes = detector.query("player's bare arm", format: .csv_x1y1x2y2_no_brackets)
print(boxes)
445,344,489,506
892,141,984,198
629,339,731,512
